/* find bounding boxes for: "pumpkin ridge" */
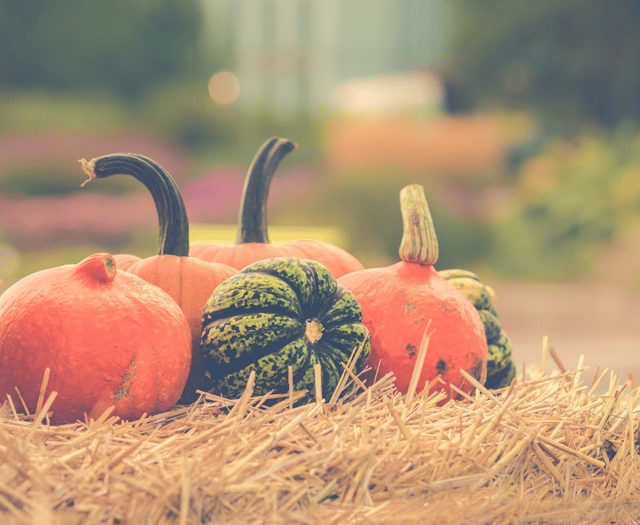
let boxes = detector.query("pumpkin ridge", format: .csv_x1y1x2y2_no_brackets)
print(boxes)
290,342,315,385
316,352,342,394
231,258,339,320
202,306,304,333
237,261,314,317
250,267,310,317
202,272,304,325
306,261,322,317
217,337,313,397
203,313,304,370
315,287,361,328
314,324,369,364
300,258,338,319
207,329,304,380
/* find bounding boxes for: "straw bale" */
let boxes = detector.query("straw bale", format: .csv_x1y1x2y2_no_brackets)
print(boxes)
2,350,640,524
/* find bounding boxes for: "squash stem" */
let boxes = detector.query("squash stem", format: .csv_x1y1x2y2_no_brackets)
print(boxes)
236,137,297,244
80,154,189,257
305,319,324,344
73,253,118,283
398,184,439,266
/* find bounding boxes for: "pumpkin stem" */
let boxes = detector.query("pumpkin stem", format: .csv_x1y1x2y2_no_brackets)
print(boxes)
80,154,189,257
236,137,297,244
305,319,324,344
73,253,117,283
398,184,439,266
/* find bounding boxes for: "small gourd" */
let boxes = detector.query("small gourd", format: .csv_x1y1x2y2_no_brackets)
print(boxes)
437,268,516,389
200,257,371,403
338,184,488,401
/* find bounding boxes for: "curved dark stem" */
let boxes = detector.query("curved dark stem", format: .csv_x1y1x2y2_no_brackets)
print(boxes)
88,153,190,257
236,137,297,244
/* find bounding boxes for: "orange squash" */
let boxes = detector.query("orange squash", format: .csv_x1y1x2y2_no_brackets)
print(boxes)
80,154,237,402
190,137,364,277
338,184,487,401
0,253,191,424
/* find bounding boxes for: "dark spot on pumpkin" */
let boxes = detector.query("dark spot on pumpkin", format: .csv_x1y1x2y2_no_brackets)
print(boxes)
436,358,447,375
406,343,417,359
470,356,484,382
399,290,423,324
115,357,136,401
441,304,457,312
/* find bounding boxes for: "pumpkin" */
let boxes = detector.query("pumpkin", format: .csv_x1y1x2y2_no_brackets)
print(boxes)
80,154,238,402
190,137,364,278
0,253,191,424
338,184,488,402
200,257,371,404
437,268,516,389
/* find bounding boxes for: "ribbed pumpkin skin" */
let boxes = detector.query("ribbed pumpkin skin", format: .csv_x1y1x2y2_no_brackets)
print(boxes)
201,257,370,403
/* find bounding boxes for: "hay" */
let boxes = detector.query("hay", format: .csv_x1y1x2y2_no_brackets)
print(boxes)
2,344,640,524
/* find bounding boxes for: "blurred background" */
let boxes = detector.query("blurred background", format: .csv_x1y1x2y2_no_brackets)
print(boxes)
1,0,639,383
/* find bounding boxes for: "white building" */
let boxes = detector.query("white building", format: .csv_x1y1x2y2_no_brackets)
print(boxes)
202,0,451,120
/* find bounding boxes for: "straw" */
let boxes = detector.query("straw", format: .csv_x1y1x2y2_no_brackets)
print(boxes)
1,346,640,524
405,320,433,405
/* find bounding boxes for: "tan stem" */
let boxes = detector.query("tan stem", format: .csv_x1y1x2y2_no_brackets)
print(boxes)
398,184,439,265
305,319,323,344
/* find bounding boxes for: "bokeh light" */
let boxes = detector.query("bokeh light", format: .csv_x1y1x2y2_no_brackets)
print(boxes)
207,70,241,105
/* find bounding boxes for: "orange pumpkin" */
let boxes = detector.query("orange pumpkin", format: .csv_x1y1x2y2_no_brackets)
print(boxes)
80,154,237,402
189,137,364,278
338,184,487,402
0,253,191,424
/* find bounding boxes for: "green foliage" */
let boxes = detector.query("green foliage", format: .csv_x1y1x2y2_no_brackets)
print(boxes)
0,165,139,196
0,93,132,133
491,125,640,279
0,166,87,196
448,0,640,132
0,0,205,101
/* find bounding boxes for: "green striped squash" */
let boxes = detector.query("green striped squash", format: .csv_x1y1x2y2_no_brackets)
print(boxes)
201,257,371,403
438,268,516,390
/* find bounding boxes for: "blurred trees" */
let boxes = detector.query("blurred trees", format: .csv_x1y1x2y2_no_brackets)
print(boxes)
490,125,640,280
443,0,640,283
448,0,640,134
0,0,205,101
